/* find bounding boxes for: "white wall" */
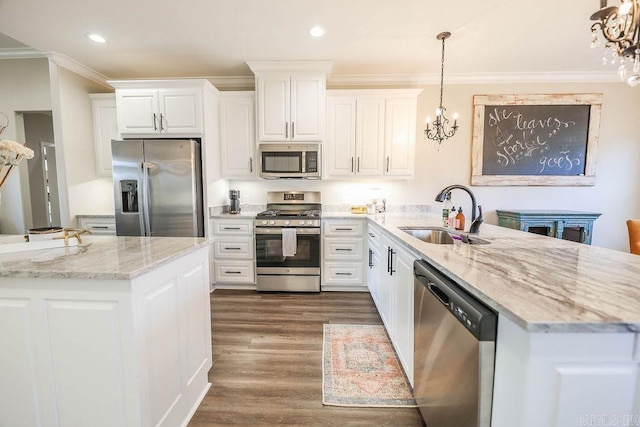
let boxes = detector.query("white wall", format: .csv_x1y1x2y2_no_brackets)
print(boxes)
230,81,640,252
50,66,114,224
0,58,52,234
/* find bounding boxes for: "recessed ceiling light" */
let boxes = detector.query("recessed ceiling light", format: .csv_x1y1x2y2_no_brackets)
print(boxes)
309,26,325,38
87,33,106,44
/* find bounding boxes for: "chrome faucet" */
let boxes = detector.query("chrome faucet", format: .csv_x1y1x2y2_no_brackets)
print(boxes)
435,184,484,234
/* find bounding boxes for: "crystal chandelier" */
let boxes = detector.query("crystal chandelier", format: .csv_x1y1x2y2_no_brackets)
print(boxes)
424,32,458,148
590,0,640,86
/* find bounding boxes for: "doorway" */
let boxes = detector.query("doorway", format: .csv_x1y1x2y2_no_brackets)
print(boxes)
22,112,61,228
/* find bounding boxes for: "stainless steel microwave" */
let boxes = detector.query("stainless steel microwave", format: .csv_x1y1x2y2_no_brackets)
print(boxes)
258,143,321,179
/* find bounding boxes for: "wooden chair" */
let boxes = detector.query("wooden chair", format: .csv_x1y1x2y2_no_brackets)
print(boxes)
627,220,640,255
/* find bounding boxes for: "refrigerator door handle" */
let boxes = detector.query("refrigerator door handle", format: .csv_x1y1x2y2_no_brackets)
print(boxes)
141,162,153,236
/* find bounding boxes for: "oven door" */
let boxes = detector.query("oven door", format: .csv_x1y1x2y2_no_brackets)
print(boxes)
255,227,320,273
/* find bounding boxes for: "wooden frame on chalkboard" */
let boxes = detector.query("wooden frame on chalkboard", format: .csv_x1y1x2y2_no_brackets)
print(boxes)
471,93,602,186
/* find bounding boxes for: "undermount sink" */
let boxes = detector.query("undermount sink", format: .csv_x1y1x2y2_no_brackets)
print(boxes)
398,226,490,245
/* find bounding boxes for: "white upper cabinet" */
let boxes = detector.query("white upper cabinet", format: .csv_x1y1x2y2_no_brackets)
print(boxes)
89,93,118,177
248,61,331,143
219,92,256,179
325,89,421,179
110,80,210,137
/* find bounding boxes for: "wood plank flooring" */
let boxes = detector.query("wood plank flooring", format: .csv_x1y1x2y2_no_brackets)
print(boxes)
189,290,425,426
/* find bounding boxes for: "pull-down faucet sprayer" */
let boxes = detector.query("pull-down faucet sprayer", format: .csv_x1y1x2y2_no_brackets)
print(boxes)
435,184,484,234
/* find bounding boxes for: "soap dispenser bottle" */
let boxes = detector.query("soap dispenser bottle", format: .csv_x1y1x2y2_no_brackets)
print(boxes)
455,207,465,231
442,193,452,226
448,206,457,228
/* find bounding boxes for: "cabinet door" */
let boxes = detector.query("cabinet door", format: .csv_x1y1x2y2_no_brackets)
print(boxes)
219,93,256,178
159,88,203,135
256,75,290,141
379,243,395,330
290,75,324,141
325,97,356,177
90,94,118,177
384,98,416,177
392,245,416,385
116,89,159,135
356,98,385,177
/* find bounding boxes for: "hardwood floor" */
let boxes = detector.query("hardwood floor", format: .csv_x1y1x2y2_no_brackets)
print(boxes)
189,289,425,426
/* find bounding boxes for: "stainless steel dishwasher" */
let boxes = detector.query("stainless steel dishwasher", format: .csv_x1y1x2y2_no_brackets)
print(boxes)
413,259,497,427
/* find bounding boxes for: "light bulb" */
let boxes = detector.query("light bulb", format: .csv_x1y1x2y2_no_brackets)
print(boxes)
435,107,442,116
619,0,632,15
426,116,431,124
634,55,640,73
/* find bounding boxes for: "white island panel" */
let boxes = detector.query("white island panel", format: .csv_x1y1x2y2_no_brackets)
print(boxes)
0,239,211,427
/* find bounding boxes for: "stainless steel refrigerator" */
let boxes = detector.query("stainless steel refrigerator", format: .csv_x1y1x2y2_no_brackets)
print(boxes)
112,139,204,237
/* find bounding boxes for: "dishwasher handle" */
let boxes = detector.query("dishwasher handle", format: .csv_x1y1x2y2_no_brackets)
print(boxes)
427,282,450,307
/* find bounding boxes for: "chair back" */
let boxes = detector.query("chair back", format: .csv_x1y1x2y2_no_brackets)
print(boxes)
627,220,640,255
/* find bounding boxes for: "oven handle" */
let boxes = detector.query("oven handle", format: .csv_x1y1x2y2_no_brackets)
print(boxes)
255,227,320,235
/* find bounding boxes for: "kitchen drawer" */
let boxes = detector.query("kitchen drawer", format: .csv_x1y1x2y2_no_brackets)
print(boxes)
213,260,255,284
77,216,116,235
322,261,364,285
211,219,254,235
323,238,364,261
213,237,254,259
323,220,365,237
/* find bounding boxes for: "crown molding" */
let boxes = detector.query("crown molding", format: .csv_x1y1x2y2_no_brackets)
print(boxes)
247,60,333,75
207,76,255,89
327,71,620,87
45,52,111,89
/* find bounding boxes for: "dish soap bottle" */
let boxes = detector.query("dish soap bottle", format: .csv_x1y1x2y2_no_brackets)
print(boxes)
442,194,452,227
455,207,465,231
448,206,457,228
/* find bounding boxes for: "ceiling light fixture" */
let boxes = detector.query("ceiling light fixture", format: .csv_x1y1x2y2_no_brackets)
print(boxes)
424,31,458,149
309,26,325,38
590,0,640,86
87,33,106,44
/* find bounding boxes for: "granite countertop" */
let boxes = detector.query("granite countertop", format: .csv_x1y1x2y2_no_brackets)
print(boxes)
0,236,210,280
370,213,640,333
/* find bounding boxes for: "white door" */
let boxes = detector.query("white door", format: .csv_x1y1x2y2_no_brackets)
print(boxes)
116,89,159,134
219,93,256,178
325,97,356,177
384,98,416,177
392,245,416,385
159,88,203,135
356,98,385,177
290,75,323,141
256,75,290,141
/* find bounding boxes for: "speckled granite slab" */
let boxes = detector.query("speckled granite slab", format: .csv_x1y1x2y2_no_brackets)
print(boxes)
369,213,640,333
0,236,210,280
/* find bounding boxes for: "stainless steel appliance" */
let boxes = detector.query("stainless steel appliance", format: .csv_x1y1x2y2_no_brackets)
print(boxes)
112,139,204,237
229,189,240,214
255,191,321,292
258,143,321,179
413,259,497,427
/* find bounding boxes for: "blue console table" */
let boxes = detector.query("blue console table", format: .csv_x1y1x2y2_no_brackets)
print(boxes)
496,210,602,245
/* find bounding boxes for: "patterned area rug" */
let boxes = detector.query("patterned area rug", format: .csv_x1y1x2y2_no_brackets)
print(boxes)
322,324,417,407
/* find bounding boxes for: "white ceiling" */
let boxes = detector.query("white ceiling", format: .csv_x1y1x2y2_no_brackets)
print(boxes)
0,0,616,84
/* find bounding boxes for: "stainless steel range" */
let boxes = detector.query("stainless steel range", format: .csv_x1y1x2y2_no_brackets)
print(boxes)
255,191,321,292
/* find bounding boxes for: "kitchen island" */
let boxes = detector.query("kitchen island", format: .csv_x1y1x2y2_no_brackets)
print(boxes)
0,236,212,427
367,214,640,427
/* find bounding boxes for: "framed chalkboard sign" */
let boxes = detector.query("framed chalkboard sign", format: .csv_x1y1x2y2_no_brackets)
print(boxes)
471,94,602,186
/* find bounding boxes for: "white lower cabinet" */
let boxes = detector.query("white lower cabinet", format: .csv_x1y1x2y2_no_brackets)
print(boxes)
321,219,367,291
210,218,255,289
0,247,211,427
76,215,116,235
367,221,418,386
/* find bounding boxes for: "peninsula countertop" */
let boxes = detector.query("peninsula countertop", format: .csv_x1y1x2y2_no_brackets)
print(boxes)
0,236,210,280
368,213,640,333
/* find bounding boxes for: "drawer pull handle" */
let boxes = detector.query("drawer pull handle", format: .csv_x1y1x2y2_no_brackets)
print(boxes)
91,226,109,229
335,248,352,251
224,271,242,274
223,247,242,250
368,232,375,237
223,227,241,230
335,228,353,231
336,272,352,276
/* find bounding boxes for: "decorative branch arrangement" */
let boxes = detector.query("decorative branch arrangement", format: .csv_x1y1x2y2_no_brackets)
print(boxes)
0,113,35,189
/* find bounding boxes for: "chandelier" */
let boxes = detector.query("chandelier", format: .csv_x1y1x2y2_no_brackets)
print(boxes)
590,0,640,86
424,32,458,148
